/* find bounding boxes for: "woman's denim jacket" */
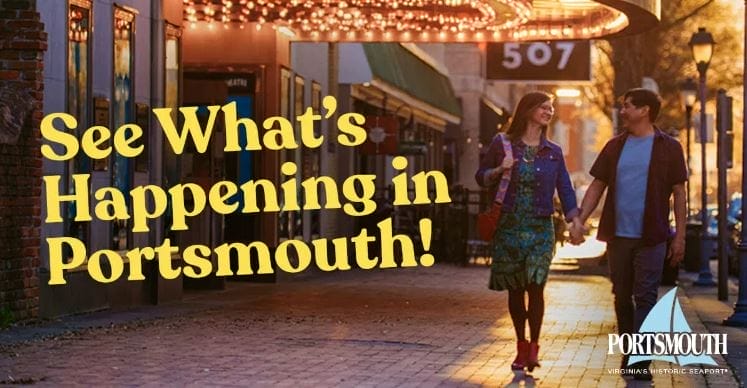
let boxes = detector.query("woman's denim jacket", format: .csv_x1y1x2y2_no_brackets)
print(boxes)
475,135,580,222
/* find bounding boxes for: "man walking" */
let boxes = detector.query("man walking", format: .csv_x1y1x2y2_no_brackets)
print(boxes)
571,88,688,380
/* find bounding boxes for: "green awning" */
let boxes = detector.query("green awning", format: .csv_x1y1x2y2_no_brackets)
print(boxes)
362,43,462,120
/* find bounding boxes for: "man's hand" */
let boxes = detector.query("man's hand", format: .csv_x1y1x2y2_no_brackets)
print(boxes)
569,220,587,245
667,236,685,267
670,183,687,268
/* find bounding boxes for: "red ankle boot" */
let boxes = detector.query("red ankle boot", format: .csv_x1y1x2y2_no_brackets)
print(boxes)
527,342,541,372
511,340,529,370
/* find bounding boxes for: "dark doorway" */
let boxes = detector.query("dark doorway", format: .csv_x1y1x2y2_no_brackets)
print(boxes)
181,71,262,288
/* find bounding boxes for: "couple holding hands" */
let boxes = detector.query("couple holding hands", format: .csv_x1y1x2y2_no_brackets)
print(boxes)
476,89,687,380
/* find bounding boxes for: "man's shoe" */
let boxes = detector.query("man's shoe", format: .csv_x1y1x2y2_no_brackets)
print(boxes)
620,355,634,377
633,363,653,381
634,368,653,381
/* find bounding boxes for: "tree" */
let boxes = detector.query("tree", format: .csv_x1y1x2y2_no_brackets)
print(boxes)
593,0,743,131
582,0,744,199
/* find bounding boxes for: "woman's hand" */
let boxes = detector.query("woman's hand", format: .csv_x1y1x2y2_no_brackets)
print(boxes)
569,218,587,245
501,155,514,171
485,155,514,183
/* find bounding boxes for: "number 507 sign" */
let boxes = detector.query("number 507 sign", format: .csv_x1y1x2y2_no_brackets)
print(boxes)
486,41,591,82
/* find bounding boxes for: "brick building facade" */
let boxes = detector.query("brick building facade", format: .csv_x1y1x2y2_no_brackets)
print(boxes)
0,0,45,321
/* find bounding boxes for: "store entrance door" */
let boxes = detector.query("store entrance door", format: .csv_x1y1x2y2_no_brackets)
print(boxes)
181,72,260,288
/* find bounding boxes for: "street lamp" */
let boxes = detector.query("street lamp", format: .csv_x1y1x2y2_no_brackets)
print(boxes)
724,0,747,326
680,78,697,216
690,27,717,287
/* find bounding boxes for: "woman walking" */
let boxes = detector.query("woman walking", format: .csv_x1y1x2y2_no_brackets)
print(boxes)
475,92,582,372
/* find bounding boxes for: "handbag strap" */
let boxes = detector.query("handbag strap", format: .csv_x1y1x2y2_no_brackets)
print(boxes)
494,134,513,204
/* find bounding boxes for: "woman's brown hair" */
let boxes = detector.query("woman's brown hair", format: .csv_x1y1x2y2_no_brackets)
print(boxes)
504,92,554,142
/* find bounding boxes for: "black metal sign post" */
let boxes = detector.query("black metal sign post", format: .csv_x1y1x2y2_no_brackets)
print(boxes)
716,89,732,301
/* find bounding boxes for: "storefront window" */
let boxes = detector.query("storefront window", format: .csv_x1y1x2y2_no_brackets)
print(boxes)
292,75,305,237
310,81,322,237
278,68,292,240
163,23,181,240
311,82,322,142
280,67,291,166
294,75,305,169
112,6,136,250
66,0,92,250
134,103,149,172
164,24,180,137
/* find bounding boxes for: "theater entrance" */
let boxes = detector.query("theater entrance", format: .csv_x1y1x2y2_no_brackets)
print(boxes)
181,71,263,288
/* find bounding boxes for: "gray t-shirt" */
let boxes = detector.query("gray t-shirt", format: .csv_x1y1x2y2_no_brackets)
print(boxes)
615,134,655,238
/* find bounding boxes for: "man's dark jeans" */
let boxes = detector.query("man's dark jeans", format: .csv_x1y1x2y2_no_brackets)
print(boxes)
607,238,667,336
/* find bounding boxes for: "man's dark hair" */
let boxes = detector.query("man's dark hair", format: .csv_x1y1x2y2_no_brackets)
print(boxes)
622,88,662,122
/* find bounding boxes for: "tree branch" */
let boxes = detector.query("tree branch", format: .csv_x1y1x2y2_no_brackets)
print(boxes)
584,86,613,116
661,0,715,31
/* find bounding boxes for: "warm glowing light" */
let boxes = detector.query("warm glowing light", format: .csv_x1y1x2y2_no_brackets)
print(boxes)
182,0,532,37
278,26,296,38
181,0,641,43
555,88,581,98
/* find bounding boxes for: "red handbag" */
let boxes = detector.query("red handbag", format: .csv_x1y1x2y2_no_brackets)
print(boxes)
477,134,513,241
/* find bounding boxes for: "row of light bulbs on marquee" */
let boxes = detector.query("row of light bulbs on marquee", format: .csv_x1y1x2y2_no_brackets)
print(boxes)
181,0,627,41
182,0,530,32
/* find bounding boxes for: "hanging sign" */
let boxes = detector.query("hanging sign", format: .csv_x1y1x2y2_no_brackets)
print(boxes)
360,116,399,155
486,41,592,82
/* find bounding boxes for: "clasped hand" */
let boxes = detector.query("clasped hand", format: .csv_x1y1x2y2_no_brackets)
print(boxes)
568,220,588,245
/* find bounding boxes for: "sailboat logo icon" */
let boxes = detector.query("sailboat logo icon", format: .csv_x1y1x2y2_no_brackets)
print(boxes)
608,287,727,367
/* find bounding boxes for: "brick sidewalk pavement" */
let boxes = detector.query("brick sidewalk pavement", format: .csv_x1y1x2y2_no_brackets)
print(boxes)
0,265,739,387
677,264,747,388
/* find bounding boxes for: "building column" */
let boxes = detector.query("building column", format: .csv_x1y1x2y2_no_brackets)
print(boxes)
320,42,339,238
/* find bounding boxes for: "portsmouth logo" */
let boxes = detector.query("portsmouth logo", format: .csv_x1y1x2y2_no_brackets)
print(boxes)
608,287,727,366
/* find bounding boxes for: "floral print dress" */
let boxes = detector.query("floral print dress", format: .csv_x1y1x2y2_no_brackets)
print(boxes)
489,145,556,291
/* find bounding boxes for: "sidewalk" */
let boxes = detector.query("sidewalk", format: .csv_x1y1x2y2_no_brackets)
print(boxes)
0,263,742,387
677,261,747,388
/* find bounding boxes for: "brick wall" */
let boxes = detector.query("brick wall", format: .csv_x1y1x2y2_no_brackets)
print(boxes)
0,0,45,322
